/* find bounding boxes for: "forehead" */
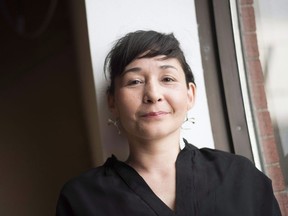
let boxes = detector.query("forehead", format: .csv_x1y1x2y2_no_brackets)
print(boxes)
125,56,182,69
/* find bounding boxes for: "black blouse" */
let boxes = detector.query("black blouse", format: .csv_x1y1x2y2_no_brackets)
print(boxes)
56,140,281,216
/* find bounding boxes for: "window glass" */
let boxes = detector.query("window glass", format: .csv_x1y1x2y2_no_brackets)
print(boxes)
254,0,288,184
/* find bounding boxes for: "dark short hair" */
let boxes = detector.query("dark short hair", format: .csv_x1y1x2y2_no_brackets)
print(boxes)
104,30,195,95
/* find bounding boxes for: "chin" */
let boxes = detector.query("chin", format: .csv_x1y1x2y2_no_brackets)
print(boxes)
138,127,180,141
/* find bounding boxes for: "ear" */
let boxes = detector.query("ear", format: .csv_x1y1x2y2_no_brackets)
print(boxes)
187,83,196,110
107,94,119,117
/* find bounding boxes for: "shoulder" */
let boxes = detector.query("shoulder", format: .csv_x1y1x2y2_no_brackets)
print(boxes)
199,147,261,173
189,146,280,215
56,156,132,214
198,146,253,168
185,141,253,167
187,143,274,197
59,156,119,195
184,142,270,185
201,146,264,175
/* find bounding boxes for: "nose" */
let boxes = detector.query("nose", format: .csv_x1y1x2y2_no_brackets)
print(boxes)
143,81,163,104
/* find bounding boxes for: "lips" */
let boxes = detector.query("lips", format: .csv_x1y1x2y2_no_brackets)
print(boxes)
140,111,170,118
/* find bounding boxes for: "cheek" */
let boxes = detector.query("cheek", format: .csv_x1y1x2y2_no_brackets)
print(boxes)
167,89,190,109
114,90,141,114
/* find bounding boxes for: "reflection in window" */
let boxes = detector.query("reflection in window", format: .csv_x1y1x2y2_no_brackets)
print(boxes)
255,0,288,185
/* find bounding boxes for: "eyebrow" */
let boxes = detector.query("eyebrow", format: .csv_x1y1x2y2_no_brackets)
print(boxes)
123,67,142,74
123,64,178,74
159,65,178,71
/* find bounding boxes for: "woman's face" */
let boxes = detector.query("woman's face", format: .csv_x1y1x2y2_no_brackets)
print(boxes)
108,56,196,142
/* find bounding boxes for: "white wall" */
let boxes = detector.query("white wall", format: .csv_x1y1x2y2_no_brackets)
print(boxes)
85,0,214,160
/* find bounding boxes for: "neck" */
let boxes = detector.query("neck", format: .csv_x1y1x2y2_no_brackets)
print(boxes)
126,134,181,173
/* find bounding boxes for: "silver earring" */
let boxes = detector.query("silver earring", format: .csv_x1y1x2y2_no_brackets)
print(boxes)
107,118,121,135
181,115,195,130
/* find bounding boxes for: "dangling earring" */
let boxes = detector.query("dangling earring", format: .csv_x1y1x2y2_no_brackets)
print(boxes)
107,118,121,135
181,114,195,130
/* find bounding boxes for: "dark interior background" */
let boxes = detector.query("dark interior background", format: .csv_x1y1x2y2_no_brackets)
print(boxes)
0,1,92,215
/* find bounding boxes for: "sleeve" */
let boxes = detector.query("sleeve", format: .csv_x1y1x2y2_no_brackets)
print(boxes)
209,153,283,216
56,191,75,216
239,157,282,216
272,196,282,216
240,158,282,216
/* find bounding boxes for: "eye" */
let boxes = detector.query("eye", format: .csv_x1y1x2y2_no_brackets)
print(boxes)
162,76,175,82
127,79,143,86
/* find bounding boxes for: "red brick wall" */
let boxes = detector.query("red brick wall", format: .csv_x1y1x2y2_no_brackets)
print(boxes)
238,0,288,215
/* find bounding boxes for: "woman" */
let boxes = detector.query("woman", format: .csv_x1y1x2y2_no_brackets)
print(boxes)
56,30,281,215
